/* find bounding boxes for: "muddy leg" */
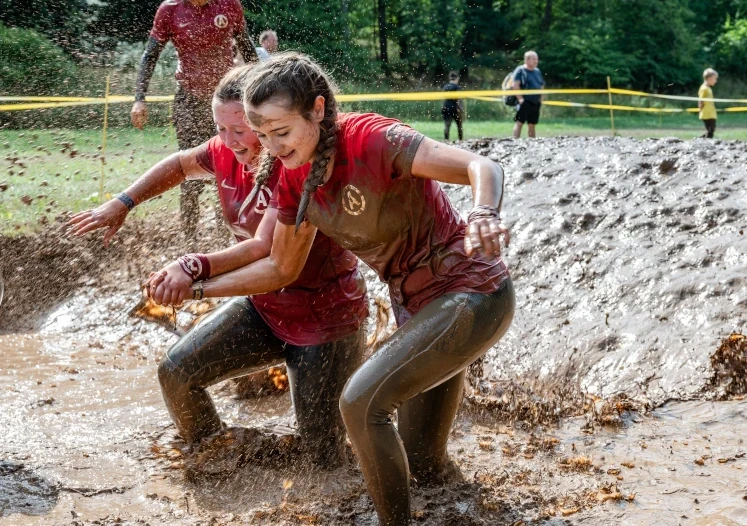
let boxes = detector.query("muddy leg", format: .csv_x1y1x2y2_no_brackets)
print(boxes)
340,280,515,525
158,297,286,443
172,87,214,248
398,370,466,484
285,327,365,468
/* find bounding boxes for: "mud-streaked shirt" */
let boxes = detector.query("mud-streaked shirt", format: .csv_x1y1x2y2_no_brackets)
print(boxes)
275,113,509,318
150,0,245,98
698,83,717,121
196,136,368,346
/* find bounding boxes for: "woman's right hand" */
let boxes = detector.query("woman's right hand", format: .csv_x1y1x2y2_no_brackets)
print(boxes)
66,198,130,246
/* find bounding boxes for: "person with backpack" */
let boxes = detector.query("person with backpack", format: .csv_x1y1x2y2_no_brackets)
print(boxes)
510,50,544,138
441,71,464,141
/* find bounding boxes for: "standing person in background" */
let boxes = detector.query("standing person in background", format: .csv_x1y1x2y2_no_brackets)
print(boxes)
255,30,278,61
131,0,258,245
512,50,544,139
698,68,718,139
441,71,464,141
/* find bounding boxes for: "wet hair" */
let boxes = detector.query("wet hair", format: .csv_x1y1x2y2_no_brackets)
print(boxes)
213,65,271,203
243,52,339,230
213,64,254,105
703,68,718,80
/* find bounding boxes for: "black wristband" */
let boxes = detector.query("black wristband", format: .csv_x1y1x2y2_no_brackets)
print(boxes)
134,93,146,103
115,192,135,211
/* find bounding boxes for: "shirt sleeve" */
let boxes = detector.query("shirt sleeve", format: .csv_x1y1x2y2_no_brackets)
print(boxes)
149,1,172,43
195,136,219,175
512,67,523,84
381,121,425,179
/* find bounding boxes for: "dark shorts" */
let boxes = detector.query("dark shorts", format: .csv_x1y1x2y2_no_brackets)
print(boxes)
515,101,541,125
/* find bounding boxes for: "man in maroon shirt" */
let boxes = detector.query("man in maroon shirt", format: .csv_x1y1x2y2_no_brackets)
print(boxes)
131,0,258,243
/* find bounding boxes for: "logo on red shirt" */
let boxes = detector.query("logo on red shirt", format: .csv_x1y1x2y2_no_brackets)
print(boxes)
254,186,272,214
342,184,366,216
214,14,229,28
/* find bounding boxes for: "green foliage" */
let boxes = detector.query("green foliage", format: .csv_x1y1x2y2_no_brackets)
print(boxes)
244,0,375,82
713,16,747,72
0,23,78,96
4,0,747,101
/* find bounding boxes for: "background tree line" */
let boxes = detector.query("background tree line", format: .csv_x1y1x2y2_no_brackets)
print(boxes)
3,0,747,96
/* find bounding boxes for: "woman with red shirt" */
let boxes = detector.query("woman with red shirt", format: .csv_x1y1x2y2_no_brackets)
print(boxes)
157,54,515,524
67,66,368,467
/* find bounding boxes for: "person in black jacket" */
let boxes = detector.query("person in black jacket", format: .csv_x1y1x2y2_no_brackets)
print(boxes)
441,71,464,141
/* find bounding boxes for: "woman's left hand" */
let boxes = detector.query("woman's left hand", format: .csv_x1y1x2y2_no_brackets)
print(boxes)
146,261,193,306
465,215,510,258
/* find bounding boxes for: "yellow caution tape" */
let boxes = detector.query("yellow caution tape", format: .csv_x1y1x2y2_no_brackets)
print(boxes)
1,88,746,110
474,96,744,114
336,88,607,102
608,88,747,104
0,95,175,112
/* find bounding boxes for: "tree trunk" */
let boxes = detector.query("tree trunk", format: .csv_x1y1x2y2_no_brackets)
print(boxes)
540,0,553,32
341,0,350,40
378,0,389,72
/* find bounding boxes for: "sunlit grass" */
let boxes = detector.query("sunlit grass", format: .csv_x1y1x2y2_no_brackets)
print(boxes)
2,118,746,234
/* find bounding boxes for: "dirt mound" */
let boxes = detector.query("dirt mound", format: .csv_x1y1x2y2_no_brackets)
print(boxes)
450,136,747,406
0,212,228,332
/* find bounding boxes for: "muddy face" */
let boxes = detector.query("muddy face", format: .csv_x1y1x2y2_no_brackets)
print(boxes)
245,97,324,169
212,100,261,165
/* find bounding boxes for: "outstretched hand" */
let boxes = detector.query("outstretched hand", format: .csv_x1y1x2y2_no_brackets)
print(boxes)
66,199,129,246
465,216,510,258
145,261,193,306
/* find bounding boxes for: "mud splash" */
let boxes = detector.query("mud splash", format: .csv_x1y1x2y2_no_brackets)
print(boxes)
2,136,747,524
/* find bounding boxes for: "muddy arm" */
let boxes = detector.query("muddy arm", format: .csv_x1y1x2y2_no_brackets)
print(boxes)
411,137,507,257
197,220,316,298
203,207,276,277
135,37,166,103
235,26,259,63
66,145,211,244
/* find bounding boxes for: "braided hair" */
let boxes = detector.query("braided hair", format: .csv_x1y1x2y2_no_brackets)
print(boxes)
242,52,339,231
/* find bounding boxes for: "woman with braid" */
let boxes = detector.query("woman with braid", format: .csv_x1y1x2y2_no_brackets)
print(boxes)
67,65,368,467
149,53,514,525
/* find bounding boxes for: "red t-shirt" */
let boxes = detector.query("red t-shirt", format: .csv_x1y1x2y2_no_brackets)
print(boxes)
196,136,368,346
150,0,246,98
275,113,509,318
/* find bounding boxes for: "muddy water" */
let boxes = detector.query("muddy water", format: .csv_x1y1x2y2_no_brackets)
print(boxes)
1,296,745,524
2,136,747,524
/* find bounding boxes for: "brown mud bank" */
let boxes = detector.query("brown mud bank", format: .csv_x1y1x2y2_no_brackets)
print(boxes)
1,136,747,524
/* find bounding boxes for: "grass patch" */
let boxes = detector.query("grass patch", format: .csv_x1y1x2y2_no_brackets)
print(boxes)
2,117,746,234
0,127,180,235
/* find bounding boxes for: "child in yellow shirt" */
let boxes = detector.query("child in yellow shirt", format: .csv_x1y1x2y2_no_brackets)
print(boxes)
698,68,718,138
